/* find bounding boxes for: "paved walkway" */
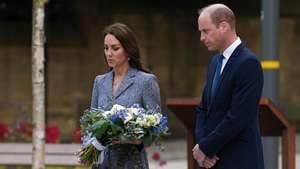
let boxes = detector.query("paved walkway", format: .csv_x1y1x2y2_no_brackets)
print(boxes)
147,135,300,169
147,139,187,169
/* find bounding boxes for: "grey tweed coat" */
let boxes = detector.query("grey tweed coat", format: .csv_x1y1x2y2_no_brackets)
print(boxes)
90,67,161,169
91,67,161,110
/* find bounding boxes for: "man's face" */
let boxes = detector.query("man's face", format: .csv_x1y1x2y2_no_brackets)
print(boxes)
198,13,223,51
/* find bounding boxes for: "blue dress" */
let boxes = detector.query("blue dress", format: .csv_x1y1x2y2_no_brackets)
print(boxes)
90,68,161,169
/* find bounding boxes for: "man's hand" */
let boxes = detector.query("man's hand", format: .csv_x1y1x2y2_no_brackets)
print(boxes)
202,155,219,168
193,144,219,168
193,144,205,163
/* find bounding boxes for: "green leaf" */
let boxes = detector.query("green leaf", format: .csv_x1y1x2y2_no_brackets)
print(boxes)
91,120,110,139
113,118,124,128
119,134,129,143
110,118,125,135
142,131,153,146
111,124,121,135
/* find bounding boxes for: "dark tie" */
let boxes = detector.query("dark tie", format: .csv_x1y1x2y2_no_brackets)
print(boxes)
211,54,224,100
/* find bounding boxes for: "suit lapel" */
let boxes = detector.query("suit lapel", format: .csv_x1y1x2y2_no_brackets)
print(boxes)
208,55,219,104
218,43,244,87
210,43,244,105
114,68,136,99
102,71,113,99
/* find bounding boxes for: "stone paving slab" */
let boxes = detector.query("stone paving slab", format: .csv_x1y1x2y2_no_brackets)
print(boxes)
147,136,300,169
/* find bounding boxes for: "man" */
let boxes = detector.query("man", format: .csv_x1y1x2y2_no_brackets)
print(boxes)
193,4,264,169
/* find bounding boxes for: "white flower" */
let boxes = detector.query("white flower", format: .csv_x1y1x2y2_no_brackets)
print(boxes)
136,113,162,128
111,104,126,114
124,113,133,124
128,107,145,116
102,110,113,118
152,113,162,126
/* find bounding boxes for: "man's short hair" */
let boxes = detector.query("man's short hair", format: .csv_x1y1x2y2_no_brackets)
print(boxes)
198,4,236,30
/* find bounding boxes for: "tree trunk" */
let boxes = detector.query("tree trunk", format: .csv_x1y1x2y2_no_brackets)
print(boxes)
32,1,47,169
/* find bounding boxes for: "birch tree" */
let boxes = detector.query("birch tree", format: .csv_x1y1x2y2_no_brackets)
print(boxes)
32,0,48,169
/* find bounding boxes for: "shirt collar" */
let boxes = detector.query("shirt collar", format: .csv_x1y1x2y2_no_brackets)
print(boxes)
222,37,241,60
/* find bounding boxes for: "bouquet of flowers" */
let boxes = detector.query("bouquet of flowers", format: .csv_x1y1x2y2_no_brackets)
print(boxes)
77,104,169,166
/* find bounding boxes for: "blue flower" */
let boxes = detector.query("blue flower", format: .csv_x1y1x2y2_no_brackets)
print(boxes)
150,127,162,134
110,109,128,123
131,104,142,108
159,116,168,128
110,114,118,123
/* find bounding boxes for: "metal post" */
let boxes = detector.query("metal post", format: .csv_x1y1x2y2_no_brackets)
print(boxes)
261,0,280,168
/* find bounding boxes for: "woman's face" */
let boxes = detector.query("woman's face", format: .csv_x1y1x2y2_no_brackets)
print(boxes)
104,34,129,69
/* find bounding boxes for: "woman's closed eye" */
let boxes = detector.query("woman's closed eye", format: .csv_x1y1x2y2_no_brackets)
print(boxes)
112,46,120,51
104,45,120,52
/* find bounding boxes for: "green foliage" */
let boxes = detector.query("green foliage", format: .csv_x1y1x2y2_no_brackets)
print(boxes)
91,120,110,139
76,144,99,166
77,105,170,165
142,130,153,146
80,110,105,136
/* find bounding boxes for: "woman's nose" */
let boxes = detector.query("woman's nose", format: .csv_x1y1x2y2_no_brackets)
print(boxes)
106,48,113,57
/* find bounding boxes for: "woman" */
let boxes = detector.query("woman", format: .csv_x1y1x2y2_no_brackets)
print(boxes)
90,23,161,169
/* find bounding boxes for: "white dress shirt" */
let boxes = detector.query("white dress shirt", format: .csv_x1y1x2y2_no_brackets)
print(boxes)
220,37,242,73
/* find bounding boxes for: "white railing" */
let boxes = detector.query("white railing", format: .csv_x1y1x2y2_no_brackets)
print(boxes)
0,143,81,165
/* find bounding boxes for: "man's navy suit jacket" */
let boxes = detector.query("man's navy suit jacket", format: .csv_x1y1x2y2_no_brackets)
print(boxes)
195,43,264,169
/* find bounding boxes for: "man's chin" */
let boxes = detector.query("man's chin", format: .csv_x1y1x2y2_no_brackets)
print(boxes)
207,46,216,51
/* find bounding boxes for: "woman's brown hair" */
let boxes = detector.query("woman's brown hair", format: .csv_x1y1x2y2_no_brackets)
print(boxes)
103,23,148,72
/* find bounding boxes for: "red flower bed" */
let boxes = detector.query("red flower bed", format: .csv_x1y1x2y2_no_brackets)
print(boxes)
0,123,10,141
151,151,167,167
72,128,82,143
45,125,60,143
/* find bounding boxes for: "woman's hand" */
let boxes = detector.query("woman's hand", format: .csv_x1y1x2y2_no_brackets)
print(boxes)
112,138,142,145
125,140,142,144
